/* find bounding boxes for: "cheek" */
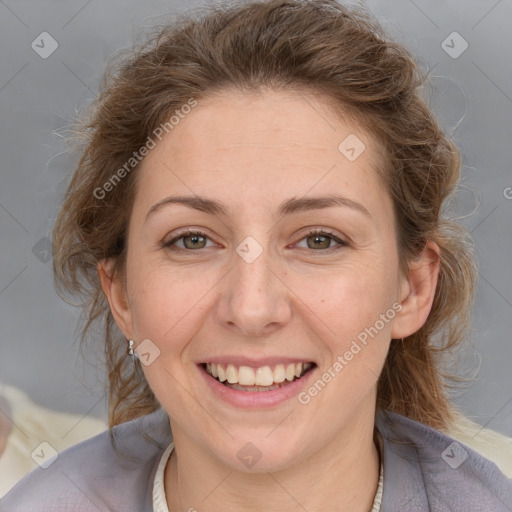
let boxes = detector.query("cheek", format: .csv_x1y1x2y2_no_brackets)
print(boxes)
302,261,398,336
127,261,219,345
126,265,212,404
295,265,398,405
294,264,399,399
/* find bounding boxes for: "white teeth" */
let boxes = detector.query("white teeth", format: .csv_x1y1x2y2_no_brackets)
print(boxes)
226,364,238,384
285,363,295,381
238,366,255,386
217,365,227,382
255,366,274,386
205,361,313,386
273,364,286,383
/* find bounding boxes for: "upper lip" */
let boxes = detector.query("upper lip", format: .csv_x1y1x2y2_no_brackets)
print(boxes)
197,356,316,368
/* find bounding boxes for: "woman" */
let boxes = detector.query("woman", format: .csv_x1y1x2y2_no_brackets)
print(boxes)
2,0,511,510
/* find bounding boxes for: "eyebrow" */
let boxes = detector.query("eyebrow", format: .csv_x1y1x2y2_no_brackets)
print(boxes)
145,194,371,222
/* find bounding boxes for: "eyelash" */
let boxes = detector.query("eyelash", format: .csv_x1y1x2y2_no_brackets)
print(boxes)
162,229,348,254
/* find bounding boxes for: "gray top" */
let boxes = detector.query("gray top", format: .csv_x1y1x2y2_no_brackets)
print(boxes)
1,408,511,511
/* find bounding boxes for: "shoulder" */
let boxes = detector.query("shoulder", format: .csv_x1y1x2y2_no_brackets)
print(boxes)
0,408,172,512
377,409,512,511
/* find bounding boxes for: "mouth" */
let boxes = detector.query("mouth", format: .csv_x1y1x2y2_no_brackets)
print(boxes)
199,361,316,392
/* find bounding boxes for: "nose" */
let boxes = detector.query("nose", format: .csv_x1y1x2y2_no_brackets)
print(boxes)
216,241,292,338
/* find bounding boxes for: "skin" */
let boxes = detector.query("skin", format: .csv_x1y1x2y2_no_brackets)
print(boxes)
99,88,440,512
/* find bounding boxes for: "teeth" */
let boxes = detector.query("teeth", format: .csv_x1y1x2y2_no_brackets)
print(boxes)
225,382,281,392
255,366,274,386
205,361,313,386
284,363,294,381
226,364,238,384
217,365,227,382
239,365,255,385
274,364,286,383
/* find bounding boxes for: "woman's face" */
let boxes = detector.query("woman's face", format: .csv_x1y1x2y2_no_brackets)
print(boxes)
103,88,435,471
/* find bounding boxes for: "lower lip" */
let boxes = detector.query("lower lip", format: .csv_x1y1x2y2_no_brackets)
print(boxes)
198,364,317,409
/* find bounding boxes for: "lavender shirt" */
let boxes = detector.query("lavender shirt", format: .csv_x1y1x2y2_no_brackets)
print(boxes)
1,408,511,511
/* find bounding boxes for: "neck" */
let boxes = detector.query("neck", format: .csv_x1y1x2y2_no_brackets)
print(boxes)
165,406,380,512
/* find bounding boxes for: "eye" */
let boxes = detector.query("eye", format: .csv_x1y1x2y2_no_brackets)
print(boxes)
162,230,216,251
162,228,349,253
295,229,348,252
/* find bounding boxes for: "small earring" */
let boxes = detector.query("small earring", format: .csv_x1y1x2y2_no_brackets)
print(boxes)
127,339,134,356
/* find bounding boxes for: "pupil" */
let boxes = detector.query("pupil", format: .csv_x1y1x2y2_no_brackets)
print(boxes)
309,235,329,249
185,234,205,249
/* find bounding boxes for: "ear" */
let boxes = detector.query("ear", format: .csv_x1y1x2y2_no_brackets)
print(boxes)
97,258,134,340
391,241,440,339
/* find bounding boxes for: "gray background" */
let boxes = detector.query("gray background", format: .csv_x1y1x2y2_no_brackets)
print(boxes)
0,0,511,435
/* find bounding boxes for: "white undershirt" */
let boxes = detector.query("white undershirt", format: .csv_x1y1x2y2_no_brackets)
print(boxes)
152,442,175,512
153,441,384,511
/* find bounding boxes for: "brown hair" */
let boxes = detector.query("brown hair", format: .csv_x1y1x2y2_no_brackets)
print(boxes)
53,0,476,430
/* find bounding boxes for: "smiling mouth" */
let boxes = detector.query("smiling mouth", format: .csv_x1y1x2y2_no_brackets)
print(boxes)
201,361,316,392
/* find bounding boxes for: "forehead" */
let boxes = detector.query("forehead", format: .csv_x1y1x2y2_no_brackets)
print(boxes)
135,88,390,219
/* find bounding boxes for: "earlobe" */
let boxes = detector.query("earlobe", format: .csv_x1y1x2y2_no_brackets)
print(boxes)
97,259,134,339
391,241,441,339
